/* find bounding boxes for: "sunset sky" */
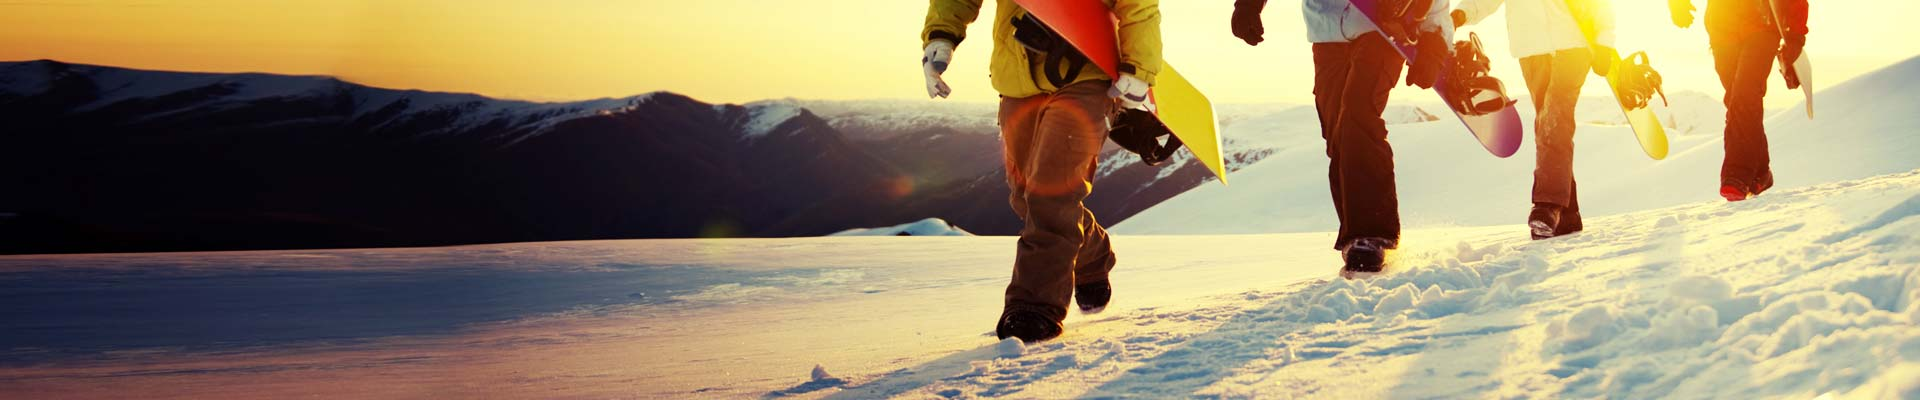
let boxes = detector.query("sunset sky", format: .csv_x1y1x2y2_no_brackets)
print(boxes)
2,1,1913,107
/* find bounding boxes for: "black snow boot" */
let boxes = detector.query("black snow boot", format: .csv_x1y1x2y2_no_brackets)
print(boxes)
1529,205,1562,240
1342,237,1393,274
1075,280,1111,313
995,309,1063,342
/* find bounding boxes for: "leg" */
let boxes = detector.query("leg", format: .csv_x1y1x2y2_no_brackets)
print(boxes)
1714,34,1777,194
1526,49,1592,210
1000,81,1112,323
1332,33,1405,248
1313,41,1356,250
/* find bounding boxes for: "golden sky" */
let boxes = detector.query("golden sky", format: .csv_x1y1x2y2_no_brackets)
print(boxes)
1,1,1913,107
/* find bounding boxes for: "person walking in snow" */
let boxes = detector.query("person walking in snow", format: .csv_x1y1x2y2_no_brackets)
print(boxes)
921,0,1163,342
1670,0,1807,201
1450,0,1615,239
1231,0,1453,274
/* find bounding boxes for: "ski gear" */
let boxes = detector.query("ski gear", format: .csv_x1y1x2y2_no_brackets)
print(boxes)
1701,0,1806,48
922,0,1164,99
1110,108,1183,166
1714,31,1778,199
1404,29,1447,89
1611,52,1668,110
1303,0,1452,44
1780,33,1805,88
1442,32,1514,116
998,81,1118,327
1765,0,1813,118
1520,48,1591,216
1314,33,1405,251
1565,0,1670,159
1012,14,1094,89
1720,184,1750,202
1016,0,1228,183
996,308,1064,342
1348,0,1524,158
1455,0,1612,58
1343,237,1394,272
1075,280,1111,313
1110,72,1152,111
924,40,956,98
1232,0,1268,46
1372,0,1436,46
1528,205,1562,240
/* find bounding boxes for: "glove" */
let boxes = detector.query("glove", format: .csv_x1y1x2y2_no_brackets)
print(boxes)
1590,46,1619,77
1404,29,1446,89
923,39,955,98
1451,9,1467,29
1232,0,1268,46
1780,33,1806,64
1781,34,1806,89
1110,72,1153,111
1669,0,1695,28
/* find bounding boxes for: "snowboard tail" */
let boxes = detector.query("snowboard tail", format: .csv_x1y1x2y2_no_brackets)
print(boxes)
1013,0,1229,184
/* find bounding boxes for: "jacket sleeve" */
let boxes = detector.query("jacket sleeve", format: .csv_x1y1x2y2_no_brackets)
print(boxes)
1114,0,1164,85
1423,0,1455,44
1453,0,1504,27
923,0,984,47
1592,0,1617,47
1781,0,1808,36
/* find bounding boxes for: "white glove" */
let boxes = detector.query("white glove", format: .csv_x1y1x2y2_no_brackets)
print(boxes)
1109,72,1152,111
922,40,955,98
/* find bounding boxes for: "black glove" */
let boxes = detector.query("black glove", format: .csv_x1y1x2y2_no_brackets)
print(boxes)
1780,33,1806,64
1404,30,1446,89
1232,0,1268,46
1590,46,1619,77
1451,10,1467,28
1110,109,1183,166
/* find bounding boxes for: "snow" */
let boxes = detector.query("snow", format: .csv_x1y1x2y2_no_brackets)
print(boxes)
739,100,806,139
830,217,974,237
3,168,1917,398
2,57,1916,400
1117,55,1920,235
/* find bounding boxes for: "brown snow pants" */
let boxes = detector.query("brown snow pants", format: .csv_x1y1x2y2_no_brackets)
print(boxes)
1714,32,1780,195
998,80,1117,322
1313,33,1403,251
1520,49,1592,227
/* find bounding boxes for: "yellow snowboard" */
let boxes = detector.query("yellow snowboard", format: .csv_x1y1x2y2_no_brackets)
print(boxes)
1603,54,1670,160
1148,64,1226,184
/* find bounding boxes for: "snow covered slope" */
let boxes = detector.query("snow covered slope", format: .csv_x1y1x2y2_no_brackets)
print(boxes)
830,218,974,237
4,168,1918,399
1118,55,1920,235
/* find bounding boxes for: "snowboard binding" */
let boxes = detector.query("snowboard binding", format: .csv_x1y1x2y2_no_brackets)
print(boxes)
1612,51,1669,110
1109,108,1184,166
1373,0,1436,46
1442,32,1514,116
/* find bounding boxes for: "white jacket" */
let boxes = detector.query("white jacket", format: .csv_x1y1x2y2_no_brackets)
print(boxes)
1455,0,1614,58
1302,0,1454,44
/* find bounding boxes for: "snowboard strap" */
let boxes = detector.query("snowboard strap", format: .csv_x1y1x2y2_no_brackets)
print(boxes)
1012,13,1092,90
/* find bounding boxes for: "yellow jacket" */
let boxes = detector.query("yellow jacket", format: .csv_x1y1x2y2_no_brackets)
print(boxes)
923,0,1162,98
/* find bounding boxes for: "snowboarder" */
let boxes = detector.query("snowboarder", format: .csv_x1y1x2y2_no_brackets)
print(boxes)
1450,0,1616,239
1669,0,1807,201
921,0,1163,342
1232,0,1453,274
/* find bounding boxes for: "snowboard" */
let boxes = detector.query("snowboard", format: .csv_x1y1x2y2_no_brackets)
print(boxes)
1011,0,1230,184
1599,54,1670,159
1766,0,1815,119
1348,0,1526,158
1566,0,1671,160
